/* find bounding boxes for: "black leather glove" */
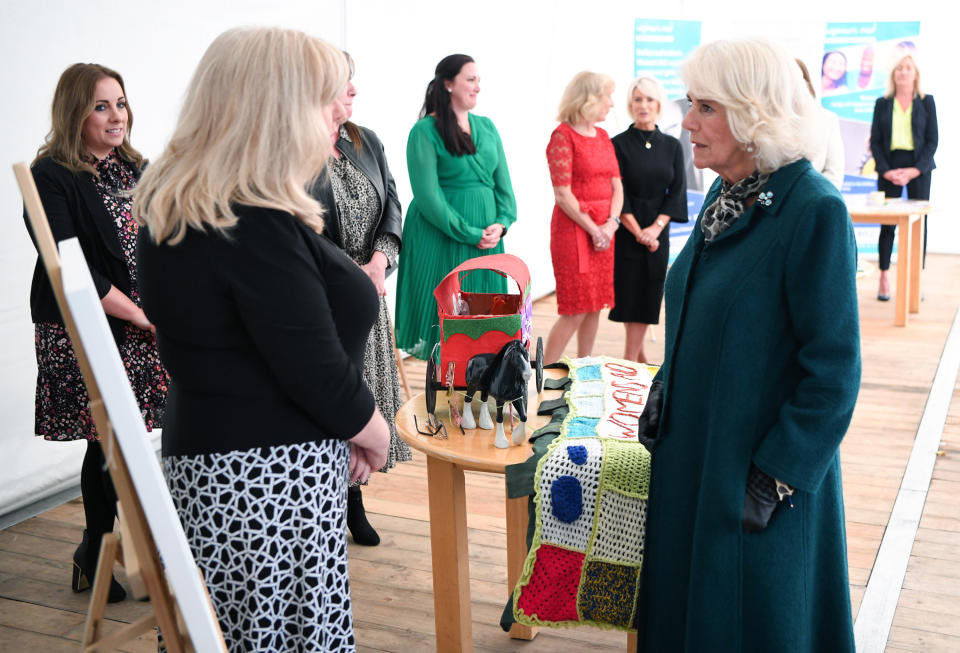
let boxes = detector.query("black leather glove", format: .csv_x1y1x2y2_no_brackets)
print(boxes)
637,379,663,453
742,463,780,533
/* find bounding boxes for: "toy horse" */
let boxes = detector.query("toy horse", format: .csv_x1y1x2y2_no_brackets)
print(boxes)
460,339,531,448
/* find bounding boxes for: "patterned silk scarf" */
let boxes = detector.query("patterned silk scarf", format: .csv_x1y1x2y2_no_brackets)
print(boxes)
700,170,770,242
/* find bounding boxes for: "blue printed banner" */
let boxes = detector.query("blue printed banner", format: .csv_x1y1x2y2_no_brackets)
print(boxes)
634,19,701,102
822,22,920,190
823,21,921,255
822,22,920,122
634,18,703,262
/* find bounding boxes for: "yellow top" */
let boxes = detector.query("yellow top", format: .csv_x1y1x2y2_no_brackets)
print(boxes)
890,98,914,151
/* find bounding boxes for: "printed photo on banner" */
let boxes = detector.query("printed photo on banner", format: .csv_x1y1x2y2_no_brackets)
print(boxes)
823,21,921,256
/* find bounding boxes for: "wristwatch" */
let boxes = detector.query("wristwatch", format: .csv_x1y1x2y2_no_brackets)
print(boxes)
655,218,667,228
610,215,621,225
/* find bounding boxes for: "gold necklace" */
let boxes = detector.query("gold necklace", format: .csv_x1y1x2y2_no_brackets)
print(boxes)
637,128,655,150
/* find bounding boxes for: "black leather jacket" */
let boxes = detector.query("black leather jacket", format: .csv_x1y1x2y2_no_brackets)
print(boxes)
312,125,403,275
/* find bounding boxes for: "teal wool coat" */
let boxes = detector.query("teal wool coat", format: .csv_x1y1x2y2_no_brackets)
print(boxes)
636,159,860,652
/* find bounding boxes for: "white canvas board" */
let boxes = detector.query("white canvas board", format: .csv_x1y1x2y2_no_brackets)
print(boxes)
59,237,223,651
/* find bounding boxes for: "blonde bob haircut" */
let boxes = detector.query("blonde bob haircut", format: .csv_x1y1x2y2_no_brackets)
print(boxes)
557,71,615,125
884,54,924,99
680,39,815,174
134,27,348,245
626,76,666,121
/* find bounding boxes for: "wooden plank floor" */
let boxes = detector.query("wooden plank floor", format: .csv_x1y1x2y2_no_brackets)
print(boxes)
885,358,960,652
2,254,960,652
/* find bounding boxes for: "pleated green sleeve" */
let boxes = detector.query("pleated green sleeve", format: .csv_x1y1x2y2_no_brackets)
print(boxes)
406,121,485,246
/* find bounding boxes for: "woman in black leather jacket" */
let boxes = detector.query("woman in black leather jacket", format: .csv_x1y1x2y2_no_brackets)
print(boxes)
312,52,409,546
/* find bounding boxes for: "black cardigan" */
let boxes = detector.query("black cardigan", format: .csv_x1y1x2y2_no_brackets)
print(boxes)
25,156,138,344
137,206,379,457
870,94,938,175
311,125,403,274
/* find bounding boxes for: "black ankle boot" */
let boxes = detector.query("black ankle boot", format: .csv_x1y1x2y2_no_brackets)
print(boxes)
347,487,380,546
72,529,127,603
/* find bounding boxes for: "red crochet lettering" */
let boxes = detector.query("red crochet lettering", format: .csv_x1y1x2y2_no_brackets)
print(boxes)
604,361,639,378
605,412,640,438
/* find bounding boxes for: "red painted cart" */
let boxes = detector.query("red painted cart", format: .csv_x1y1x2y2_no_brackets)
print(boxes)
425,253,544,416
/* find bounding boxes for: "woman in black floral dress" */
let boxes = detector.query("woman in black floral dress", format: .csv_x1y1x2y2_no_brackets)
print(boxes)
313,53,410,546
25,63,168,602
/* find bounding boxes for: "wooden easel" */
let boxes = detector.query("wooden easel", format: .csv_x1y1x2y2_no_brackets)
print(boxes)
14,162,227,653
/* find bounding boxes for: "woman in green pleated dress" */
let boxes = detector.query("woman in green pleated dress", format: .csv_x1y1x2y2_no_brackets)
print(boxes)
395,54,517,360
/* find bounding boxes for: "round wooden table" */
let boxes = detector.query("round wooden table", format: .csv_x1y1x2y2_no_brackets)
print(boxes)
396,370,637,653
395,387,551,652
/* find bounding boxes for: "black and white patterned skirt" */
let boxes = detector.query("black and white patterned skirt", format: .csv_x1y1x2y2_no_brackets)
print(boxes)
163,439,355,652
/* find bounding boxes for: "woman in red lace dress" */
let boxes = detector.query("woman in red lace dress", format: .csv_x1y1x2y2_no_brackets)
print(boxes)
543,72,622,363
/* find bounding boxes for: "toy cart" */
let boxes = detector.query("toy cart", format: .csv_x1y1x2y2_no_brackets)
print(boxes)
425,253,544,416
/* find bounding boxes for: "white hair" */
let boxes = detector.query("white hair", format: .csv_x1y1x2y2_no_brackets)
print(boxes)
681,39,815,174
626,76,666,120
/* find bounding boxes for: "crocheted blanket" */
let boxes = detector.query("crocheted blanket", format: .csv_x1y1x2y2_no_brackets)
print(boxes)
511,356,655,631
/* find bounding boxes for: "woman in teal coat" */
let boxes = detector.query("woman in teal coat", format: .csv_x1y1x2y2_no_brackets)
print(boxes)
395,54,517,360
635,40,860,652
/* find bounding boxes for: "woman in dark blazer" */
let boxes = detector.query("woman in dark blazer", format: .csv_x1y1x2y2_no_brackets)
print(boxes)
134,28,389,651
25,63,168,603
870,53,937,300
610,75,687,363
312,52,410,547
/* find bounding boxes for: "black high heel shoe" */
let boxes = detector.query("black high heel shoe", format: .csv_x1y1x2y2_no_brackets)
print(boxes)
72,529,127,603
347,486,380,546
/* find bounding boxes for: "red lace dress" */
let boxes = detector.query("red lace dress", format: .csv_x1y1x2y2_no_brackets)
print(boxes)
546,123,619,314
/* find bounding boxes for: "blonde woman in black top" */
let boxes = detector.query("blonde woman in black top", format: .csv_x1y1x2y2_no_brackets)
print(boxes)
135,28,389,651
870,53,938,301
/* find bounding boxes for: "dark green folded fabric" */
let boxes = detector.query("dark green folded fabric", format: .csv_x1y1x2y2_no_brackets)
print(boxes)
527,408,568,443
543,376,571,391
537,397,568,415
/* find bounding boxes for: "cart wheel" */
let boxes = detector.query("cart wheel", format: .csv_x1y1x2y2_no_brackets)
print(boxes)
425,357,437,415
535,336,544,393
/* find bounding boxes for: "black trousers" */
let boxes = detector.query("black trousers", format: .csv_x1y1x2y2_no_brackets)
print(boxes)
877,149,931,271
80,440,117,563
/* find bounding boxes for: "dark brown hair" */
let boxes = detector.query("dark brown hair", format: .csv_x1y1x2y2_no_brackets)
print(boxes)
34,63,144,175
420,54,476,156
795,58,816,98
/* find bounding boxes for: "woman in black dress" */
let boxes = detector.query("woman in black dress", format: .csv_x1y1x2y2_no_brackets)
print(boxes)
26,63,168,603
610,76,688,362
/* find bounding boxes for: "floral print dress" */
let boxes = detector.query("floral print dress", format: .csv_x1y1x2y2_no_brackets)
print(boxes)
34,150,168,441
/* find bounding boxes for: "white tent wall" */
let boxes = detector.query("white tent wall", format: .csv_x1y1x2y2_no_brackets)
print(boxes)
1,0,953,516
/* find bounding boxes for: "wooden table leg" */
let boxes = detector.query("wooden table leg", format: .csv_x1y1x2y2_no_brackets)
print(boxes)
505,493,538,640
426,456,472,653
894,215,912,326
909,214,923,314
